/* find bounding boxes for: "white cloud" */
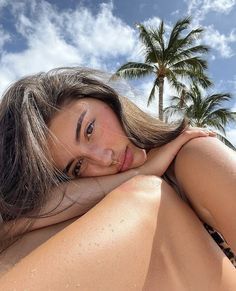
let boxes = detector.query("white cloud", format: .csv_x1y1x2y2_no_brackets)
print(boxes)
143,17,161,28
0,1,138,96
0,0,9,10
63,3,137,60
203,0,235,14
0,27,10,51
184,0,236,59
203,26,236,58
171,10,180,16
187,0,236,24
226,128,236,146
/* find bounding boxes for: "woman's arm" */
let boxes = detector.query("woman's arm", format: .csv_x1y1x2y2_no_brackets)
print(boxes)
0,176,159,290
7,128,214,235
1,176,236,290
174,137,236,253
27,128,214,229
3,168,139,236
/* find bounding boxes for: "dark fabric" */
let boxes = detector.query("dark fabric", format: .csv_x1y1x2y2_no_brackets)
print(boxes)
204,223,236,268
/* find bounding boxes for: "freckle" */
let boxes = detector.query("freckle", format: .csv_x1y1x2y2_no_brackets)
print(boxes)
120,219,124,223
111,229,114,232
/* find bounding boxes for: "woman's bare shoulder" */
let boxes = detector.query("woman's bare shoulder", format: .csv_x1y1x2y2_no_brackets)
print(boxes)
176,136,235,162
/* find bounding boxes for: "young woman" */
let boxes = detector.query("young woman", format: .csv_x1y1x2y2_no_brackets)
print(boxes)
0,67,235,290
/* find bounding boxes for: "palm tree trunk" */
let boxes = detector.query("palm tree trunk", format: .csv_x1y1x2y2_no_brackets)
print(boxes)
180,88,186,108
158,76,164,120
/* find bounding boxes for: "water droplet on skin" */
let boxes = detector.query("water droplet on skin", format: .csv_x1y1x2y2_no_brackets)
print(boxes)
30,268,37,278
76,283,81,288
65,283,70,288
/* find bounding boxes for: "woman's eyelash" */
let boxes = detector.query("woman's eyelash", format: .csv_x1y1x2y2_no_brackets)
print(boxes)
86,120,95,139
73,159,83,177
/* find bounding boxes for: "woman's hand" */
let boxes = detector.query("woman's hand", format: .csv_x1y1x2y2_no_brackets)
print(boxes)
138,128,216,176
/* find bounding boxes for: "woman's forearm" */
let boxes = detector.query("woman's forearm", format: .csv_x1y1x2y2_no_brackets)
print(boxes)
3,169,139,237
23,168,140,231
16,129,214,232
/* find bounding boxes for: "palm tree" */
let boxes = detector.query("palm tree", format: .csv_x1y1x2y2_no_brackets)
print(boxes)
164,84,236,149
115,17,212,120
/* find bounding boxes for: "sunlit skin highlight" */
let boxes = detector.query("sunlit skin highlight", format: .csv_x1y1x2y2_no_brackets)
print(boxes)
48,98,147,178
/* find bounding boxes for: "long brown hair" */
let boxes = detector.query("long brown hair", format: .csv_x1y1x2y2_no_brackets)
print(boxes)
0,67,187,224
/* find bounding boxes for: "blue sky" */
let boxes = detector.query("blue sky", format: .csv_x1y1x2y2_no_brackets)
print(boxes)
0,0,236,144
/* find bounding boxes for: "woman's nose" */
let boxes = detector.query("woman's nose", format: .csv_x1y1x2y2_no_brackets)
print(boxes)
82,146,113,166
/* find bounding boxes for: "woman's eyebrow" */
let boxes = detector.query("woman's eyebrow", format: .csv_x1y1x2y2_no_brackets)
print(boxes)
63,109,87,174
76,109,87,142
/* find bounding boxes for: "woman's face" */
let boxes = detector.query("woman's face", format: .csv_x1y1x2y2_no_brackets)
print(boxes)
48,98,147,178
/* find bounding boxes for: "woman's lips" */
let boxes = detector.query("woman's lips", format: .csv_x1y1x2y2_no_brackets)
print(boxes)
120,146,133,172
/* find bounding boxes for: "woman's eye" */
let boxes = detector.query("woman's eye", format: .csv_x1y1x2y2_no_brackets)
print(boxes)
86,120,95,139
73,160,83,177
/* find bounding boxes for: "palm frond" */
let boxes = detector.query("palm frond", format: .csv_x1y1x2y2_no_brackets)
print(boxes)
173,28,206,52
164,106,180,116
216,133,236,150
205,93,232,111
169,45,209,64
150,21,165,53
190,72,213,88
171,57,208,71
145,50,162,64
147,78,159,105
136,24,160,62
115,62,154,79
165,70,187,93
167,17,191,51
208,108,236,124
